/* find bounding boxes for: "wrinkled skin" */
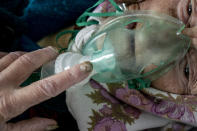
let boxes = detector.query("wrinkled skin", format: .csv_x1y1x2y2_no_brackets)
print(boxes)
0,47,92,131
119,0,197,95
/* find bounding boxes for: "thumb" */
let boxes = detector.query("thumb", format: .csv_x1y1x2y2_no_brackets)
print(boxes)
5,117,58,131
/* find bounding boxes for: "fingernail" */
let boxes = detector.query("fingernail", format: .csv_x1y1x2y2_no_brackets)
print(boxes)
46,125,59,131
46,46,59,54
80,61,93,72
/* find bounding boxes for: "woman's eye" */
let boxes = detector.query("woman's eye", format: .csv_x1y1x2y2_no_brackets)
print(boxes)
187,2,192,16
184,64,190,79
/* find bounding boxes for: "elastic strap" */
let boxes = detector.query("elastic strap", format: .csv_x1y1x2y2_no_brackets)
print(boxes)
56,30,79,53
76,0,124,26
56,0,123,52
128,78,151,90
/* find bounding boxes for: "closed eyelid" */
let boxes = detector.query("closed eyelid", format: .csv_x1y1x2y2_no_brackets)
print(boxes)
186,48,197,94
188,0,197,27
186,0,193,26
178,51,192,94
177,0,191,24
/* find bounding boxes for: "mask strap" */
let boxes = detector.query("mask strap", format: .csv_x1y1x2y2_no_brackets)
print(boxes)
128,78,151,90
56,0,123,52
76,0,124,27
56,30,79,53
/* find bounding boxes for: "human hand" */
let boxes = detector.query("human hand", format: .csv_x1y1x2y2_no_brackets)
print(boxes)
0,47,92,131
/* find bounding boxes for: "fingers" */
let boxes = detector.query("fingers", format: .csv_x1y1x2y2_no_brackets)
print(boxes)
182,27,197,38
0,52,8,59
0,47,58,87
0,62,92,121
9,62,92,119
4,117,58,131
0,52,25,72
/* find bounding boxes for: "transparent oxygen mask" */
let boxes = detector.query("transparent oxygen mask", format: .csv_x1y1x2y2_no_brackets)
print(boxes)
41,11,191,84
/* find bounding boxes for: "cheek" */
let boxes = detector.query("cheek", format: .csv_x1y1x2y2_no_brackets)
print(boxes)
190,15,197,27
142,64,185,94
151,69,185,94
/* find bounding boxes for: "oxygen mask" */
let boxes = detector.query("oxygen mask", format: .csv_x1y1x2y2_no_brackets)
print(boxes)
42,11,191,84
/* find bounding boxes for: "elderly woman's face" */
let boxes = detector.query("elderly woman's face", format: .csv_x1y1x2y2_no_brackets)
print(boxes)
125,0,197,94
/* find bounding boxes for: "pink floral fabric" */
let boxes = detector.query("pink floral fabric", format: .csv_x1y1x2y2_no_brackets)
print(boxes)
87,79,196,130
